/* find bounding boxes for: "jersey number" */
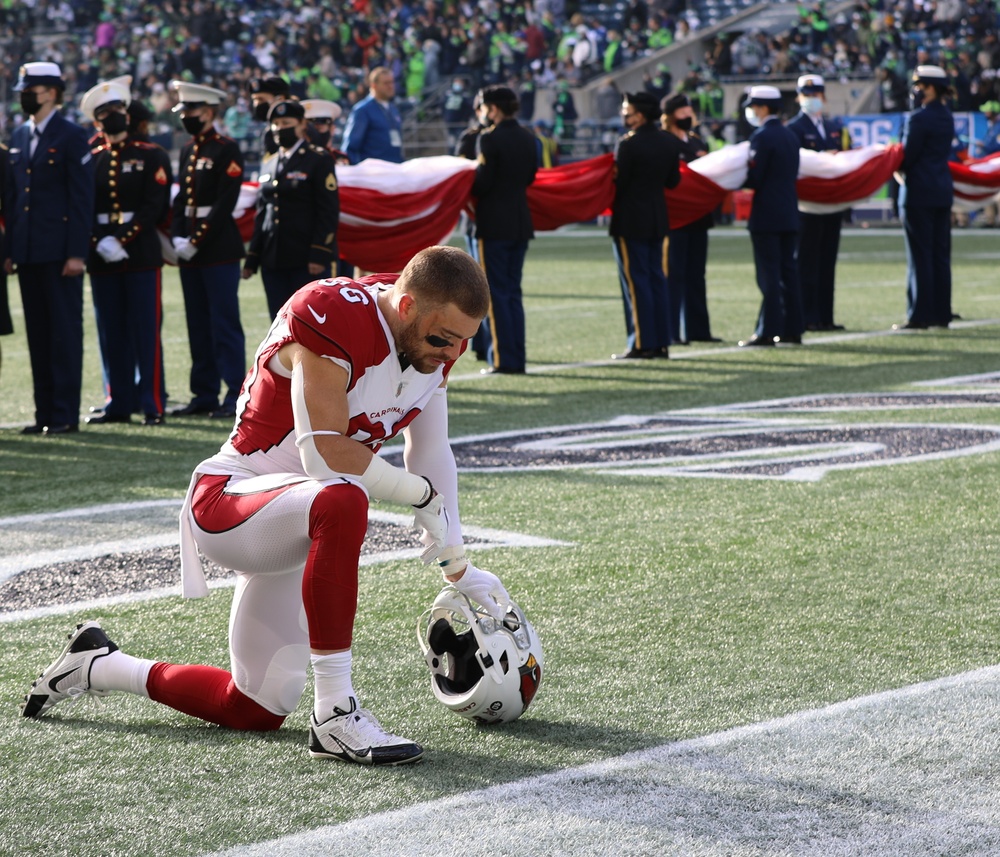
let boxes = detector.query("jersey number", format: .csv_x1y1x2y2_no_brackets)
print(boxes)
339,287,370,305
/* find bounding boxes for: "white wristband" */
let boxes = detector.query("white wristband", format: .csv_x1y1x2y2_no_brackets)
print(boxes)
437,544,467,570
360,455,432,506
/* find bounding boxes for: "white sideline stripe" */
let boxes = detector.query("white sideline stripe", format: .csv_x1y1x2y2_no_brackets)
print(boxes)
0,500,569,621
205,664,1000,857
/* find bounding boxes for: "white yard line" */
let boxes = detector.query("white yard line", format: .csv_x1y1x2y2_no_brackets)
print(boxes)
206,664,1000,857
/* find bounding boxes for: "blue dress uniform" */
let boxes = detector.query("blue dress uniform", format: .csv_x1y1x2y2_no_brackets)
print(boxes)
0,145,12,346
244,103,339,320
743,87,803,345
169,81,247,418
83,80,172,426
899,66,954,329
609,93,681,358
666,129,716,343
786,74,851,331
3,62,94,433
471,88,537,374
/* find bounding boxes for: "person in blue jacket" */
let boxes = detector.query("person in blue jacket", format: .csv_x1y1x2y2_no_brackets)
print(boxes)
895,65,954,330
3,62,95,435
739,85,803,347
340,67,404,164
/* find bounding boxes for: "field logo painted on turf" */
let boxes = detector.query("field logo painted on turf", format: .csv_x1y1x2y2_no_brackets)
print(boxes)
407,389,1000,483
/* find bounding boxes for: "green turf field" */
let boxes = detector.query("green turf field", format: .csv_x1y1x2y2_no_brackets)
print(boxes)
1,227,999,856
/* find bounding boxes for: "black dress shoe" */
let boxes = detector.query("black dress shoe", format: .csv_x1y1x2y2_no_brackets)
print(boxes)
738,335,775,347
21,424,46,435
611,348,657,360
44,424,79,435
774,334,802,345
88,404,108,414
86,412,132,425
170,401,218,416
827,323,846,331
142,414,166,426
209,407,237,419
655,346,670,359
892,322,927,331
479,366,526,375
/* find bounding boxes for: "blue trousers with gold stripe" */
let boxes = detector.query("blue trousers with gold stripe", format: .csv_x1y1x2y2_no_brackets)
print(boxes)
474,238,528,372
612,236,671,352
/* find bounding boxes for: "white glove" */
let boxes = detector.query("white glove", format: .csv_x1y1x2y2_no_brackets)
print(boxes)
413,492,449,563
172,236,198,261
450,562,511,621
96,235,129,263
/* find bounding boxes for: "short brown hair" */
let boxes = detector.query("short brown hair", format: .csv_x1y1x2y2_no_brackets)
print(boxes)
396,246,490,320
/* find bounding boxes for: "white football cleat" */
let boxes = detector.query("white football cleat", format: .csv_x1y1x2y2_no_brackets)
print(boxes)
309,698,423,766
21,621,118,718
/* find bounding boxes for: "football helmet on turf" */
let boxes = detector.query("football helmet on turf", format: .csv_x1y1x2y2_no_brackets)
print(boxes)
417,586,543,725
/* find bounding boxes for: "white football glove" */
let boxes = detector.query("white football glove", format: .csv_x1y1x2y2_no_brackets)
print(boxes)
413,492,449,563
172,236,198,261
449,562,511,621
96,235,129,263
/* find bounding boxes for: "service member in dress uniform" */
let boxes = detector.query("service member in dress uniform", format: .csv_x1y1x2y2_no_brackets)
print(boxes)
661,93,720,345
242,100,340,320
471,85,538,375
739,84,803,347
609,91,680,360
247,76,291,158
302,99,354,280
80,79,172,427
168,80,247,420
786,74,852,332
2,62,95,435
895,65,955,330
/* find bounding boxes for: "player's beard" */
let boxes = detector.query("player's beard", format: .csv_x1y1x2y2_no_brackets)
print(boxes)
396,318,441,374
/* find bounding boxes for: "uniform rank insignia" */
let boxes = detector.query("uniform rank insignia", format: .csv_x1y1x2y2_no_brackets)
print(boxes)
226,160,242,177
155,166,168,185
325,173,337,190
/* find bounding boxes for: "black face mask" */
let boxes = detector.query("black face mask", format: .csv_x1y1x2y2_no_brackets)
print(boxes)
674,116,693,131
909,86,924,110
274,126,299,149
99,111,128,136
309,127,331,147
253,100,271,121
20,90,42,116
181,114,206,136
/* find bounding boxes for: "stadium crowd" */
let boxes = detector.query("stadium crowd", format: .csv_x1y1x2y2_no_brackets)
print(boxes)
1,0,999,151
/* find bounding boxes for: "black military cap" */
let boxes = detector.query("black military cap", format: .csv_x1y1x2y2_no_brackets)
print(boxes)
248,76,291,97
479,84,519,114
625,91,660,120
268,99,305,121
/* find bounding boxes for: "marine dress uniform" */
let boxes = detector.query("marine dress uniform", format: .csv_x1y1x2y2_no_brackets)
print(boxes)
3,62,94,434
786,74,851,331
898,66,954,329
742,85,803,346
244,100,340,319
169,81,246,419
81,80,172,426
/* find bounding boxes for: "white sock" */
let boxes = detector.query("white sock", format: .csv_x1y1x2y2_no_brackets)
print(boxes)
311,651,355,720
89,650,155,698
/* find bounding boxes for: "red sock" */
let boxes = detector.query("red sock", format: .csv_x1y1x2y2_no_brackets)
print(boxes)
147,663,285,731
303,483,369,650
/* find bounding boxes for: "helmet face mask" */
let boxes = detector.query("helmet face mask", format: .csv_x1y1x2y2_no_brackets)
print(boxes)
418,587,543,725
